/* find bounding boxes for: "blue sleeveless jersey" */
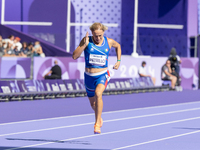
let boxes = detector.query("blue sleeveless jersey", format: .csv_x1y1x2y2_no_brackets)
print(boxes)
84,36,110,68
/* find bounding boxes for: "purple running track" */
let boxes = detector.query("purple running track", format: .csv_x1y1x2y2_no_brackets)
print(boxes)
0,90,200,124
0,90,200,149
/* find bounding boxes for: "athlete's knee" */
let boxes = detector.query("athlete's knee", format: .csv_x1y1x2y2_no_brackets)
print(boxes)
90,101,96,109
95,91,103,99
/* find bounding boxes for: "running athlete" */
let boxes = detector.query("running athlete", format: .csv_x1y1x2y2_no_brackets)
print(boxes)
72,22,121,134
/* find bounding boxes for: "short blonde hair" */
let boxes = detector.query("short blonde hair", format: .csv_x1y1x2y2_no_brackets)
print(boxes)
90,22,108,32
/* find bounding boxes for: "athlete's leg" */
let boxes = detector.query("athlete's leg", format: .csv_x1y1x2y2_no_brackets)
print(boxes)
88,96,98,125
85,71,110,133
88,96,96,111
88,96,103,128
94,84,105,126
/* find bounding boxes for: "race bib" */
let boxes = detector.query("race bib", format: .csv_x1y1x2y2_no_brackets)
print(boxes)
89,54,106,66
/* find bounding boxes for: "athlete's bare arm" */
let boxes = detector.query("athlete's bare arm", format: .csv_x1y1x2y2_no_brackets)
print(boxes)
72,32,89,60
107,38,121,70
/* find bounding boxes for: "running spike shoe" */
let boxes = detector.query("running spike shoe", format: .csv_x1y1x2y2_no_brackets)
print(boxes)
94,123,101,134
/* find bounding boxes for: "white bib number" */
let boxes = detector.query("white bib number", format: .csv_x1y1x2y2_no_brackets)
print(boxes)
89,54,106,66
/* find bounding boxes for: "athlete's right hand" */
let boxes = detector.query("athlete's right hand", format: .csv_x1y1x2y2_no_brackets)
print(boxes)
84,32,89,47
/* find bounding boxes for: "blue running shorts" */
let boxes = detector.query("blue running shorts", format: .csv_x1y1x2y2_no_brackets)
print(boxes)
84,70,110,97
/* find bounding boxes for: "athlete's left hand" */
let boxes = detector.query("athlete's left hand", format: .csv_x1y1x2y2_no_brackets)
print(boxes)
113,61,120,70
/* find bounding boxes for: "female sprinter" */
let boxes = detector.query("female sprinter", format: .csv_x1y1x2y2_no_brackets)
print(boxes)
72,22,121,134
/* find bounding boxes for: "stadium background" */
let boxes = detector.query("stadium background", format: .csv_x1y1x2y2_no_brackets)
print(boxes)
1,1,200,149
0,0,196,56
0,0,199,92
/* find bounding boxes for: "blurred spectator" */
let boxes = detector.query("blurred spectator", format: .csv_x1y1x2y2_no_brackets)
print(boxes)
44,60,62,79
0,35,4,56
27,42,34,56
3,42,15,56
0,35,3,47
21,42,32,57
12,37,22,51
138,61,156,85
33,41,45,57
13,46,22,56
3,35,14,48
161,60,177,90
168,47,181,86
168,47,181,75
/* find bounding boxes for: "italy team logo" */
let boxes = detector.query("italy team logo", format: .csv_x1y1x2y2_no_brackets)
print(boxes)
105,48,108,52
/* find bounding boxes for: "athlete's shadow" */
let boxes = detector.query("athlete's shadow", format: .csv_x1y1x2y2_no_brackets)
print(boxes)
4,138,97,150
6,138,91,145
173,127,200,130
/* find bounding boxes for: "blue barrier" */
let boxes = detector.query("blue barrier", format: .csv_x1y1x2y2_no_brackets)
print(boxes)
0,77,169,102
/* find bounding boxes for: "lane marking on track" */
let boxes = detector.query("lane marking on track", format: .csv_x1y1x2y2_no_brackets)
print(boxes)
4,116,200,150
112,130,200,150
1,107,200,137
1,101,200,126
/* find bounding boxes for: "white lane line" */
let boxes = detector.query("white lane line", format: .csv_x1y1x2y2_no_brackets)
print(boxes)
5,116,200,150
112,130,200,150
1,101,200,126
0,113,93,126
1,107,200,137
